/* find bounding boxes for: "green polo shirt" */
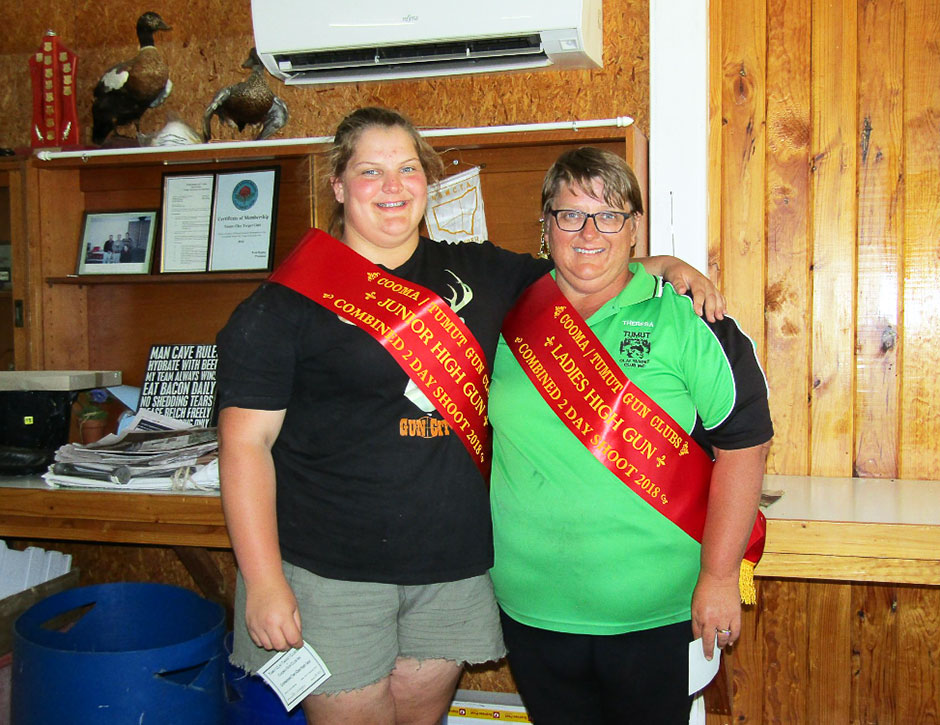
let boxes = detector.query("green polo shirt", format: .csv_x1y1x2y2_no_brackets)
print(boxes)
489,263,772,634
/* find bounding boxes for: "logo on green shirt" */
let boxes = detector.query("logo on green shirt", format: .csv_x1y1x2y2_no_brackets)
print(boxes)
620,325,652,368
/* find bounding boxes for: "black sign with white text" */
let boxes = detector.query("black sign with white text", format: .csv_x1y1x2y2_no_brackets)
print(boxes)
138,344,218,427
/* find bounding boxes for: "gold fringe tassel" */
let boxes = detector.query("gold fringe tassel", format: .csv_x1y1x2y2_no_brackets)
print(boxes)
739,559,757,605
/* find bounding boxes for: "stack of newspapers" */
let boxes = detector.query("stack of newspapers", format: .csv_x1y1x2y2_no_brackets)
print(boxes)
42,410,219,492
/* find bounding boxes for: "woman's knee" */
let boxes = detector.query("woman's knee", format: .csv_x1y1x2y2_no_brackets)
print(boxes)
389,657,462,724
302,676,394,725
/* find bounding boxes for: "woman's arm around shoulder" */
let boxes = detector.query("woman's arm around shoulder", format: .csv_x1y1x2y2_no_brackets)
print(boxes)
635,255,725,322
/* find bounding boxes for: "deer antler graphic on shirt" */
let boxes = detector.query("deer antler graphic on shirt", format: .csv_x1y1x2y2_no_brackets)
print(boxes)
443,269,473,315
401,270,474,415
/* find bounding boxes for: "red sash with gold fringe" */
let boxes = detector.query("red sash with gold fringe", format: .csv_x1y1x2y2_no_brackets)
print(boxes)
501,273,765,600
270,229,492,476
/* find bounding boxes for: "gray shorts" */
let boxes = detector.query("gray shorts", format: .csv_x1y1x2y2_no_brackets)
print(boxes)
231,561,506,694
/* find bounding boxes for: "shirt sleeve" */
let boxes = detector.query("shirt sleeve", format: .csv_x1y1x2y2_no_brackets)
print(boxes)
682,307,774,451
215,282,305,411
481,240,552,301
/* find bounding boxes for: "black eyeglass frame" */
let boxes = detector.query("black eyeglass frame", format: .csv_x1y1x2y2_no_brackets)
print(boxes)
546,208,635,234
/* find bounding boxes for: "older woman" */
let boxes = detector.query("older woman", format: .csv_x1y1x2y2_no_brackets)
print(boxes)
489,147,773,723
217,109,723,725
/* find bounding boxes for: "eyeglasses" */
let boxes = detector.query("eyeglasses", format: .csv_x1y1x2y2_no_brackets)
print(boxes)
547,209,633,234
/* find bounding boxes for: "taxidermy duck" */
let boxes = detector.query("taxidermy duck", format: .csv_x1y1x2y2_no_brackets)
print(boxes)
91,11,173,145
203,47,288,141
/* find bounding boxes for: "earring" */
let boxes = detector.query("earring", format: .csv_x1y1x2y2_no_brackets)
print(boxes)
538,221,550,259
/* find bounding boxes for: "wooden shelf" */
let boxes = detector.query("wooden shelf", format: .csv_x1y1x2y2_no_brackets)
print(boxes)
0,479,229,548
46,272,270,286
22,140,317,383
33,140,325,169
25,126,646,390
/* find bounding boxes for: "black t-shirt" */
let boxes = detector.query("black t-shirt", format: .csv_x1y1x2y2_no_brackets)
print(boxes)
216,236,548,584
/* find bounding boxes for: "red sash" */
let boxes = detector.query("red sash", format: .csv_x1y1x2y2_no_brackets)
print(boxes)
501,273,765,571
269,229,492,476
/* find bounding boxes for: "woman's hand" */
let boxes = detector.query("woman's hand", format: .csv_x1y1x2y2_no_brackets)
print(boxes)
637,256,726,321
245,575,304,651
659,257,725,322
691,569,742,661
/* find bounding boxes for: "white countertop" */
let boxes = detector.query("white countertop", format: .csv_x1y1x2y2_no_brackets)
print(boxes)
761,474,940,527
0,475,50,490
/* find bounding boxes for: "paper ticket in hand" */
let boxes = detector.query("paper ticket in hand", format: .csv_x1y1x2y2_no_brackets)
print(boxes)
688,636,721,695
257,641,331,711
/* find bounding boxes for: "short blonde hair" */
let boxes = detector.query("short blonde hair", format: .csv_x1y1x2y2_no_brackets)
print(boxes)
541,147,644,216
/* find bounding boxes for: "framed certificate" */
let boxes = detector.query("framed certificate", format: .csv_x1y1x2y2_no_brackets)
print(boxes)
159,167,279,273
208,168,279,272
76,210,157,275
159,174,214,272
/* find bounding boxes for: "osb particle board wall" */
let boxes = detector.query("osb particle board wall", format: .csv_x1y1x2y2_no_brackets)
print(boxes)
0,0,649,150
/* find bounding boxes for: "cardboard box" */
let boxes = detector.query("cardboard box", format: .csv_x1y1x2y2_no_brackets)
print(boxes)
446,689,531,723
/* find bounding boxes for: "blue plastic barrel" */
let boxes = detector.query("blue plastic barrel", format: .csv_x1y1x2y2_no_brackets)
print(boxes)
12,582,225,724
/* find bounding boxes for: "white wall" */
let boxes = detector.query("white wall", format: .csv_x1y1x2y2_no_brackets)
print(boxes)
649,0,709,274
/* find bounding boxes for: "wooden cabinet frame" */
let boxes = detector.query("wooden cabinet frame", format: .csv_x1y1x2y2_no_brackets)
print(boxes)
26,127,645,387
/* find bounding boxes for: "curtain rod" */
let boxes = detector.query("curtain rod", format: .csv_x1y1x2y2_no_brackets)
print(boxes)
34,116,634,162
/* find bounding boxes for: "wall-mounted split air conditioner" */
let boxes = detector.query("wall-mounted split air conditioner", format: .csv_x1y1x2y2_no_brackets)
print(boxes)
251,0,603,85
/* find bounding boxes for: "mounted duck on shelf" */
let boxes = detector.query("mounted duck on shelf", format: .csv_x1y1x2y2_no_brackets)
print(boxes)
203,47,288,141
91,11,172,145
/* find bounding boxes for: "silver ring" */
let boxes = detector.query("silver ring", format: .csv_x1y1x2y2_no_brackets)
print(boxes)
716,627,732,636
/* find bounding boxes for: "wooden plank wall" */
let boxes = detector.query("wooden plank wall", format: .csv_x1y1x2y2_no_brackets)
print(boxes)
712,1,940,722
714,0,940,482
3,0,940,721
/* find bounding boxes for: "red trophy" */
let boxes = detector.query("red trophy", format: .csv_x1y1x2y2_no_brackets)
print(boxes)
29,31,81,148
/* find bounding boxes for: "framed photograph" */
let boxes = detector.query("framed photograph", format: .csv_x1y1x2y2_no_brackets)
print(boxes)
76,210,158,275
208,168,279,272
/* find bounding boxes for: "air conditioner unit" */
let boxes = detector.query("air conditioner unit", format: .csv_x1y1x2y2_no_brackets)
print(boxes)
251,0,603,85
